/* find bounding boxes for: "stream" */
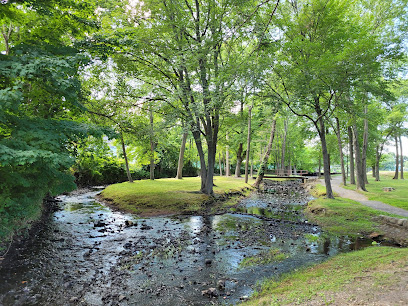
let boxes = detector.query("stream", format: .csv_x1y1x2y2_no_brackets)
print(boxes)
0,184,373,305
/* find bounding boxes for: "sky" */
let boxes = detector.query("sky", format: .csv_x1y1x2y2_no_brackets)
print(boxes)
384,136,408,155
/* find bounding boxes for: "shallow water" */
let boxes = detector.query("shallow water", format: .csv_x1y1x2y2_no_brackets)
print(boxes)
0,187,375,305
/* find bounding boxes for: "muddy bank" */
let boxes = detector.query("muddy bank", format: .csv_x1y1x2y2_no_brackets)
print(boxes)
0,196,61,264
0,183,382,305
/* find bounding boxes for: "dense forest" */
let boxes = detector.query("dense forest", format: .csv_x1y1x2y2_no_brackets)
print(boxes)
1,0,407,241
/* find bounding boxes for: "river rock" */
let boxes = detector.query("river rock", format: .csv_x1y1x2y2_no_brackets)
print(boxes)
217,279,226,290
118,295,126,302
141,224,153,230
369,232,381,239
94,221,106,227
125,220,135,227
202,288,218,297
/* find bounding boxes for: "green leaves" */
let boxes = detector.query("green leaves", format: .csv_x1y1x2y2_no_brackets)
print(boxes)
0,0,103,242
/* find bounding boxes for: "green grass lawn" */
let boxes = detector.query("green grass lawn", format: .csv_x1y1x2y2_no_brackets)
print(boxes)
100,176,254,216
343,171,408,210
241,246,408,306
305,196,396,236
309,183,339,197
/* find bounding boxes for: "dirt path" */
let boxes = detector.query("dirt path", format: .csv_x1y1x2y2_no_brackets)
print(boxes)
322,176,408,217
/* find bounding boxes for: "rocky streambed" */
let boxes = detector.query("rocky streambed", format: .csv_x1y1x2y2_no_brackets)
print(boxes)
0,181,374,305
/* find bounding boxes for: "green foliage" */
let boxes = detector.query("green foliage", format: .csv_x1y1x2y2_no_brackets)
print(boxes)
0,0,100,243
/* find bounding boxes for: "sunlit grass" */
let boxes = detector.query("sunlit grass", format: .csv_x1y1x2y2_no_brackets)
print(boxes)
343,171,408,210
305,197,398,236
241,246,408,305
100,176,254,215
310,183,339,197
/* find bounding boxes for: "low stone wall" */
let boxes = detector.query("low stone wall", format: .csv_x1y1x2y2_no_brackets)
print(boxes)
379,215,408,230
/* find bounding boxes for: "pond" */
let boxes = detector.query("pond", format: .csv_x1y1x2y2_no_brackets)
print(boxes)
0,185,373,305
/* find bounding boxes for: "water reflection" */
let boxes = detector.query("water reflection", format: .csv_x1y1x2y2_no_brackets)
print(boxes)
0,188,382,306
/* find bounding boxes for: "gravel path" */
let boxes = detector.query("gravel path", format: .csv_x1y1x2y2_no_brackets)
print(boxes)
322,176,408,218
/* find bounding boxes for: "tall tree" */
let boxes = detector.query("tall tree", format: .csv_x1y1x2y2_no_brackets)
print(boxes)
399,135,404,179
352,123,368,191
263,0,405,197
254,114,278,188
245,104,253,183
334,117,347,186
393,136,400,179
348,126,356,184
86,0,280,194
176,131,188,179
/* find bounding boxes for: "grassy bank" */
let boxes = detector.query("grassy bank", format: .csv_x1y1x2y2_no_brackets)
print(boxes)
343,171,408,210
241,179,407,305
305,196,396,236
100,176,254,216
242,246,408,305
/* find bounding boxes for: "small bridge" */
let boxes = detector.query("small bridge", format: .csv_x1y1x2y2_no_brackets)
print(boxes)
253,170,309,183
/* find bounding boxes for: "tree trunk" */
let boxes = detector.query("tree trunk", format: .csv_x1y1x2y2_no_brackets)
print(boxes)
149,107,155,180
399,135,404,179
372,164,375,177
362,106,369,184
1,23,13,56
120,132,133,183
317,114,334,199
235,99,245,178
254,117,277,188
176,132,188,179
225,133,230,176
375,143,383,181
235,143,243,177
393,135,399,179
218,152,223,176
352,124,367,191
318,156,322,178
335,117,346,186
328,153,331,179
348,126,356,185
204,136,217,195
281,120,287,172
245,105,253,183
191,129,207,192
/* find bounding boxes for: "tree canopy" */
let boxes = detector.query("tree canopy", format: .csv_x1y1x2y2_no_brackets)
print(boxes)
1,0,408,240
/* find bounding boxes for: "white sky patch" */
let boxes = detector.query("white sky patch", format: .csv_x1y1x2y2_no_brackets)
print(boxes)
384,136,408,156
126,0,150,20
